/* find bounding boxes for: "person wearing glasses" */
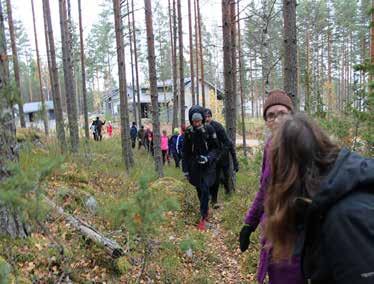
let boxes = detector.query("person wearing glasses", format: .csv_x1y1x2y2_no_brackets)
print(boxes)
239,90,303,284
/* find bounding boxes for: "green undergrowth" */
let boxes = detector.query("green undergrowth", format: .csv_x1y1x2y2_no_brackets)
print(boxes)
2,137,264,282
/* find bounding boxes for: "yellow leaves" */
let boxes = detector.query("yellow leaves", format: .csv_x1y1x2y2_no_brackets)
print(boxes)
133,213,142,224
25,261,35,272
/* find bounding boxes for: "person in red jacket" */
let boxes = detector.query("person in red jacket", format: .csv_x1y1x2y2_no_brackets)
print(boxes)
106,121,113,137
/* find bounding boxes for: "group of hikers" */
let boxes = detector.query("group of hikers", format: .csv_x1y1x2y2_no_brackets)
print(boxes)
179,89,374,284
90,117,112,141
90,89,374,283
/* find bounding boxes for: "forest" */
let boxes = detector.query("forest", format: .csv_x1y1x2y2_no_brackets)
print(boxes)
0,0,373,282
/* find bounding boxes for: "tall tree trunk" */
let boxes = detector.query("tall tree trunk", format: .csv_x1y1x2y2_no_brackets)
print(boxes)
305,29,311,113
237,1,247,158
127,0,137,126
113,0,133,172
31,0,49,136
172,0,178,129
78,0,89,140
327,28,333,113
282,0,298,108
187,0,195,105
230,0,237,126
43,0,66,152
0,0,28,238
168,0,177,125
144,0,163,177
249,57,254,117
222,0,235,142
59,0,79,152
194,0,200,105
131,0,142,125
177,0,185,127
196,0,205,107
6,0,26,128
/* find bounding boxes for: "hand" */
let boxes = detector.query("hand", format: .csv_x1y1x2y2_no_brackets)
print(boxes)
197,155,209,165
239,225,252,252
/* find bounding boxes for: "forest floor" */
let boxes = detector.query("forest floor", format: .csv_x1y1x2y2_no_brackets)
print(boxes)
1,128,266,283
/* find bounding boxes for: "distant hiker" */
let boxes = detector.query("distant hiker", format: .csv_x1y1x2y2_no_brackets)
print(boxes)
130,122,138,148
169,128,180,167
90,120,97,141
176,125,186,162
204,108,239,208
93,117,106,141
145,127,154,155
183,105,221,231
239,90,301,284
137,125,146,149
161,130,170,165
106,121,113,137
265,113,374,284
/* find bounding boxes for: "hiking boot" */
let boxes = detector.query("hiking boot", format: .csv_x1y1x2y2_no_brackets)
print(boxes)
197,218,206,231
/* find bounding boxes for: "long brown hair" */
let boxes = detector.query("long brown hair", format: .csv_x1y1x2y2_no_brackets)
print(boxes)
265,113,339,260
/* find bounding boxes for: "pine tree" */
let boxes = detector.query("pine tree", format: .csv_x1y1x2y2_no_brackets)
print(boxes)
187,0,195,105
31,0,49,136
237,0,247,158
5,0,26,128
127,0,137,126
42,0,66,152
177,0,185,126
0,0,28,238
132,0,142,125
222,0,236,142
78,0,89,140
59,0,79,152
196,0,205,107
283,0,298,108
113,0,134,172
172,0,179,130
144,0,163,177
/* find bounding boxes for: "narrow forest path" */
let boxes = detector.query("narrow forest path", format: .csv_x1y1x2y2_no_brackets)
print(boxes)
205,210,246,283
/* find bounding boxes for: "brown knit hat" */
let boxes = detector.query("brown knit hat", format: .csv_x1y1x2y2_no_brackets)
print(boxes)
263,89,294,120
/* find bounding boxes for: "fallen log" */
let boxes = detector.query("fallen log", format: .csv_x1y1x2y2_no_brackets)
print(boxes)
43,196,124,258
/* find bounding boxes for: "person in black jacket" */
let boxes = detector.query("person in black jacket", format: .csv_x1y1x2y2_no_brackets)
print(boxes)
204,108,239,208
93,117,105,141
264,113,374,284
182,105,221,231
130,122,138,148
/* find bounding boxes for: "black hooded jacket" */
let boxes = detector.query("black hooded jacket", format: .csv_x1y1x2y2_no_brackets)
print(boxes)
182,106,221,187
299,148,374,284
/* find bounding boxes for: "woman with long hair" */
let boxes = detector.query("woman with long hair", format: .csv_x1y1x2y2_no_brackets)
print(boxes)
239,90,303,284
265,113,374,283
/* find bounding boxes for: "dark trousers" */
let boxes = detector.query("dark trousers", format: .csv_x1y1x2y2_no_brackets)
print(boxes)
162,150,170,165
138,139,146,149
172,153,180,168
210,164,233,205
146,141,154,156
96,129,103,141
131,138,136,148
196,179,210,219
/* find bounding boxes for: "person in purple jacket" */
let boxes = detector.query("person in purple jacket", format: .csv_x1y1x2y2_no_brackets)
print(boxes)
239,89,303,284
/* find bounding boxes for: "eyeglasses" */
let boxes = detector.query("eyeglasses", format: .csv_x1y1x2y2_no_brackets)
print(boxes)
266,110,289,122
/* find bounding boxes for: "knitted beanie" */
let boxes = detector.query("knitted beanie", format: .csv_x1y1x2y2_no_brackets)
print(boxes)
191,112,203,121
263,89,294,120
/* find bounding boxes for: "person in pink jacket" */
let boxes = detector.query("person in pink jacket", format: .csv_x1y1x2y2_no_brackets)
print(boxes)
161,130,170,165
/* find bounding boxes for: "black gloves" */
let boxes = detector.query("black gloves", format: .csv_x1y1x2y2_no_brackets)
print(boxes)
239,224,253,252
